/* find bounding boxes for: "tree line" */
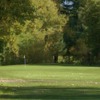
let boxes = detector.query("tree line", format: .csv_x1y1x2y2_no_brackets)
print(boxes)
0,0,100,65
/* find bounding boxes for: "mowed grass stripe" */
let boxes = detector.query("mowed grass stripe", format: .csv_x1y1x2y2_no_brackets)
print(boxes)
0,65,100,100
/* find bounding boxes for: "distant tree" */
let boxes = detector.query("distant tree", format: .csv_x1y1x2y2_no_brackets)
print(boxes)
60,0,81,63
45,31,65,63
0,39,4,53
2,0,66,64
79,0,100,64
0,0,34,36
27,0,66,63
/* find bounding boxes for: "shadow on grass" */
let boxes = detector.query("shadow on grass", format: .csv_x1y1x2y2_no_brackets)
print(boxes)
0,86,100,100
30,63,100,67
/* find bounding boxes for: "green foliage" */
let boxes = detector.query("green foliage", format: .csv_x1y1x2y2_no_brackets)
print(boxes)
79,0,100,64
59,0,100,65
60,0,84,63
17,33,45,63
0,39,4,53
45,32,66,63
0,0,66,64
0,0,99,65
0,0,34,36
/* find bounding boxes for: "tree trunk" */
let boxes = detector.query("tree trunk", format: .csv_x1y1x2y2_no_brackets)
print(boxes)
53,53,58,63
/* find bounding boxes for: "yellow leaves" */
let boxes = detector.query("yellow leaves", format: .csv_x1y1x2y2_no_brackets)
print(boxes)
31,0,66,31
33,19,43,30
31,0,57,16
1,0,67,62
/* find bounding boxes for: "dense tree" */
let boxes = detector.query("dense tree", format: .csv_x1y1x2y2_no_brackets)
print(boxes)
1,0,66,64
60,0,83,63
0,0,34,36
0,0,99,65
45,31,65,63
79,0,100,64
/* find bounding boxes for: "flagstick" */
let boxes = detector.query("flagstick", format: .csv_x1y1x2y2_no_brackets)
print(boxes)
24,55,26,67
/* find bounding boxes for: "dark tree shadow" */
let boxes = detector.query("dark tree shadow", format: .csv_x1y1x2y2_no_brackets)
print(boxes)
0,86,100,100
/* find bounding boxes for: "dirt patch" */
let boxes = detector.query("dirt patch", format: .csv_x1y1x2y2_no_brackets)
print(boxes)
0,78,26,83
0,79,59,83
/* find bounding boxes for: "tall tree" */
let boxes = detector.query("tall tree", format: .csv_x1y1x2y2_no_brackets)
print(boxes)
58,0,91,64
60,0,81,63
0,0,34,36
2,0,66,64
79,0,100,64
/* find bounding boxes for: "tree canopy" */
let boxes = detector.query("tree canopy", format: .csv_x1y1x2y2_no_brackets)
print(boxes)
0,0,99,65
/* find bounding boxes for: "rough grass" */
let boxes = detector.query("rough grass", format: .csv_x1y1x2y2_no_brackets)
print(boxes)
0,65,100,100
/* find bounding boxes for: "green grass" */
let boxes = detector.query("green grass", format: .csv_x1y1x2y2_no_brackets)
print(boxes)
0,65,100,100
